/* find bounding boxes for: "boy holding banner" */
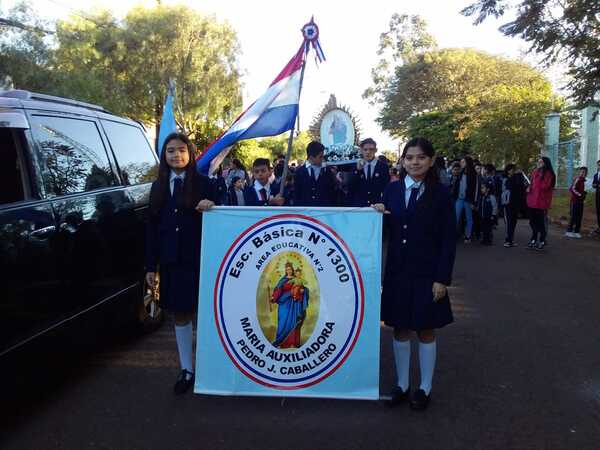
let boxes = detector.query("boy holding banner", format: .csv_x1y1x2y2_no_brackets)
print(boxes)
243,158,286,206
293,141,338,207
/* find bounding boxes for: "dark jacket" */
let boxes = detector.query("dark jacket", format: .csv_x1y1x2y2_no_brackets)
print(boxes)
347,160,391,206
478,194,498,220
243,181,283,206
145,172,214,273
293,165,338,207
383,180,456,286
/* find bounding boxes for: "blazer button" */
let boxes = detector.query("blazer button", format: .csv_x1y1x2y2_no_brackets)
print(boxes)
402,239,407,244
174,209,178,213
175,227,179,232
403,225,407,229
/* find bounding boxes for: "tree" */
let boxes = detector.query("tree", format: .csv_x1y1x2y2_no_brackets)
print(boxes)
461,0,600,104
406,109,471,159
0,2,243,149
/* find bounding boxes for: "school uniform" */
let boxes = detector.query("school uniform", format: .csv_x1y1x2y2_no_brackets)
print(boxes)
243,180,283,206
145,170,214,313
293,162,338,207
567,176,586,234
381,177,456,330
347,159,391,206
227,186,246,206
593,171,600,231
478,193,498,244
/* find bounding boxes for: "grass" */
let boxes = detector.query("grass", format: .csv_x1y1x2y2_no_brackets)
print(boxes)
548,190,598,232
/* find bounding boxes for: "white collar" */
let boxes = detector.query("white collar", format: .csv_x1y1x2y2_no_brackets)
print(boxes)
404,175,422,190
170,170,186,182
253,179,271,192
305,161,322,169
364,158,377,167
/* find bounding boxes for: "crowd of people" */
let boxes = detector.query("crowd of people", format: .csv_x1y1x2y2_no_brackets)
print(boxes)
144,130,600,410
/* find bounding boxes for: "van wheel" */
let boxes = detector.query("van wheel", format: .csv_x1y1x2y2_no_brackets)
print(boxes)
135,281,164,333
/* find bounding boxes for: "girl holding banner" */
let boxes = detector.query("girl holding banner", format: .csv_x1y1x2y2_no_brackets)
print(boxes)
145,132,215,395
373,137,456,411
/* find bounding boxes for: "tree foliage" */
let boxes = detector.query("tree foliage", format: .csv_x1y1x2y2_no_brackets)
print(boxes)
0,2,243,149
365,13,567,167
461,0,600,104
229,131,312,170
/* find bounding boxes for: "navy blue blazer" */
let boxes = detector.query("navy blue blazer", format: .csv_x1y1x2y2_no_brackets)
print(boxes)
145,172,214,273
347,160,391,206
243,182,283,206
383,180,456,286
293,165,338,207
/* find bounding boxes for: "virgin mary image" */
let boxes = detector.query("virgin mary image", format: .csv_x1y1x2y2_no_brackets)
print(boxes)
270,262,309,348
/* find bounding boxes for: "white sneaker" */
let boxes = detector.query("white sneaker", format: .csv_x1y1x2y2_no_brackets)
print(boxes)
573,233,582,239
565,232,574,238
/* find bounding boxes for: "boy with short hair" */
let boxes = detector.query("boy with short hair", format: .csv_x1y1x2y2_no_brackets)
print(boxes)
566,166,588,238
243,158,285,206
347,137,390,206
293,141,338,207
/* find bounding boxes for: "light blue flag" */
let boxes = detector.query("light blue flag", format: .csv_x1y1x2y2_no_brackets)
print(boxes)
157,84,177,156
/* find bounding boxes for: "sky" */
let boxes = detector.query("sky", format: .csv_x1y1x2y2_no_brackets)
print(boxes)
10,0,546,151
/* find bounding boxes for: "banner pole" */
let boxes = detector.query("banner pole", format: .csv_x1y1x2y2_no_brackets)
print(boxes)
279,43,308,197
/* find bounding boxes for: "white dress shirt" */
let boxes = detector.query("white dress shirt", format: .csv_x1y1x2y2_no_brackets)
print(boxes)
305,161,322,180
363,158,378,179
169,170,186,195
404,175,424,207
253,179,271,200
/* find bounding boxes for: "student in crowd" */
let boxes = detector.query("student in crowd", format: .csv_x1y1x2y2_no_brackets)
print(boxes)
211,166,228,205
455,156,478,243
526,156,556,250
501,164,519,247
347,138,391,207
566,166,588,239
293,141,338,207
226,158,247,187
593,160,600,235
434,156,450,186
478,182,498,245
226,176,246,206
373,137,456,411
244,158,286,206
144,132,215,395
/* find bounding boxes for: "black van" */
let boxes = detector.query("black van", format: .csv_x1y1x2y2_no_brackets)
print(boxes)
0,90,162,356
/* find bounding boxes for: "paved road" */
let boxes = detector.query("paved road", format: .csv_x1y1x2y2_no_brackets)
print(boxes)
2,222,600,450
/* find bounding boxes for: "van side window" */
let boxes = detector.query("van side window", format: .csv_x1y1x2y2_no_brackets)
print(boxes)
0,128,26,205
29,115,117,198
101,120,158,185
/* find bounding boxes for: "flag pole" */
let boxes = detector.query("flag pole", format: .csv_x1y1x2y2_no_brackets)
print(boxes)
278,42,308,197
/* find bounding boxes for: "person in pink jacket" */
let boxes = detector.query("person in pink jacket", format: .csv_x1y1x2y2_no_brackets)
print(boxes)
526,156,556,250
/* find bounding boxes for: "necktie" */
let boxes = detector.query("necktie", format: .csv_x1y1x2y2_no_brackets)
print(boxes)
259,188,267,202
173,176,183,197
407,185,419,214
310,167,316,182
367,163,372,182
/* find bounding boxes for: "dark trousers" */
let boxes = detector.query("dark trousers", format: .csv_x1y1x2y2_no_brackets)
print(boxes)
529,208,547,243
568,201,584,233
596,192,600,230
472,210,481,239
481,218,494,244
503,206,518,243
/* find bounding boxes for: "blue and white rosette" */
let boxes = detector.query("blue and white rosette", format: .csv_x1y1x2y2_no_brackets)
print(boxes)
302,17,326,64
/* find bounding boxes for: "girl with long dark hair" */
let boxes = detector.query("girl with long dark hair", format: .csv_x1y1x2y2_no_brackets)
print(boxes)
145,132,215,394
454,156,478,243
373,137,456,411
526,156,555,250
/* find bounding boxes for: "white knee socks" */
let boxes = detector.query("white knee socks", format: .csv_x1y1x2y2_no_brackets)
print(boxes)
392,339,410,391
418,341,437,395
175,322,194,375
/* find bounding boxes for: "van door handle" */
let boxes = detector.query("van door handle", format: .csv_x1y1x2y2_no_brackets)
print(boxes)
29,225,56,239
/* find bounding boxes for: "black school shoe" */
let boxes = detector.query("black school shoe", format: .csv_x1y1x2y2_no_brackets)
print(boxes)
384,386,409,407
409,389,431,411
173,369,195,395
